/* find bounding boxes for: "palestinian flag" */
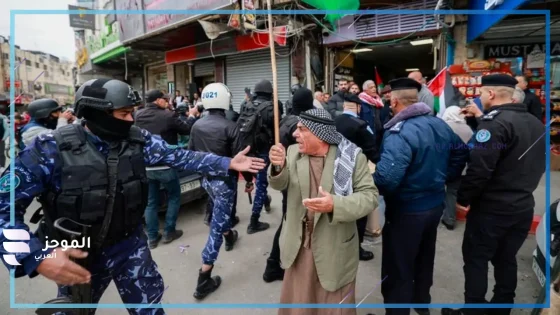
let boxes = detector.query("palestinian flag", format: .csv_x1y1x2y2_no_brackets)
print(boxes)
428,67,463,118
375,67,384,91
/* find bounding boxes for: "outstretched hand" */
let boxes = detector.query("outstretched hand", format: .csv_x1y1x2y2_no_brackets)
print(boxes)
230,146,267,173
302,186,334,213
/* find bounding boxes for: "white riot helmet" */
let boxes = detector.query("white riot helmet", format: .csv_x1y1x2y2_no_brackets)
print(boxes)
201,83,231,111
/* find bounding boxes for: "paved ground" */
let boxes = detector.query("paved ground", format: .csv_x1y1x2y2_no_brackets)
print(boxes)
1,172,557,315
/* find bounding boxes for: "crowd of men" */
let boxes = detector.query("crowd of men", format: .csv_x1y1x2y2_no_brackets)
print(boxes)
0,69,547,315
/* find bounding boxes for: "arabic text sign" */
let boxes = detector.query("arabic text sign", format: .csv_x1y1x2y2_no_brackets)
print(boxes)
143,0,234,34
68,5,96,30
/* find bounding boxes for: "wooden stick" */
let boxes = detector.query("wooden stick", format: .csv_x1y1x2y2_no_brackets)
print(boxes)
266,0,280,145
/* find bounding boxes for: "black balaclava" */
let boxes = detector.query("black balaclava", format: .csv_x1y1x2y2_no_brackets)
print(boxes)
291,88,314,116
83,108,133,141
41,116,59,130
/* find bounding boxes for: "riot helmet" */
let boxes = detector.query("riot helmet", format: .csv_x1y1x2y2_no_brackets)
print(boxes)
254,80,273,95
74,78,142,141
27,99,62,129
201,83,232,111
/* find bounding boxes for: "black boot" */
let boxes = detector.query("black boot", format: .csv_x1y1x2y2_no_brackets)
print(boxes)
193,267,222,300
230,216,240,228
264,194,272,212
359,246,374,261
263,258,284,283
223,230,239,251
247,215,270,234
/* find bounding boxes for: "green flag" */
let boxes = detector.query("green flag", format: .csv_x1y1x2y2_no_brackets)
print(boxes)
302,0,360,28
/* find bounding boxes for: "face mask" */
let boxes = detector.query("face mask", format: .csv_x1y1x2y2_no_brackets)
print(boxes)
84,109,133,141
44,116,58,130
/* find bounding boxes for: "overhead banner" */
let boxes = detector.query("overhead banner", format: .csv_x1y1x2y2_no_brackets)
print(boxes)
115,0,145,43
466,0,530,43
143,0,235,36
68,5,96,30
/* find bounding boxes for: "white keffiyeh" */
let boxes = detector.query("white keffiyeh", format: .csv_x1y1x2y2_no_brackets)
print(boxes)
299,109,361,196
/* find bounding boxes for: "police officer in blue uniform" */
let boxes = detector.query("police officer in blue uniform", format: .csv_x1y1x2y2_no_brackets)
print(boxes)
188,83,243,299
0,78,266,314
443,74,546,315
374,78,469,315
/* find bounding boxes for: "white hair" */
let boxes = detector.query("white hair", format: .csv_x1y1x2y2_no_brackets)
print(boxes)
363,80,375,91
513,86,525,103
314,91,323,99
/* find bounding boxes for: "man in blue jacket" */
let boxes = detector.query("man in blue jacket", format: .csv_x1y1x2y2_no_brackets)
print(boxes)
374,78,469,315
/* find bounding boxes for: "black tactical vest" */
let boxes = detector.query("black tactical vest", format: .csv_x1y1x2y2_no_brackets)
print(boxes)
38,124,148,247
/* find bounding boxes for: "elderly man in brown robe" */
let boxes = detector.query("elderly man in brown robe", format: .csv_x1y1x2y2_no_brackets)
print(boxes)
268,108,378,315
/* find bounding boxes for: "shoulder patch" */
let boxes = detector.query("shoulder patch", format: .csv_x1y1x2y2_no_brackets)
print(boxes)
475,129,492,143
0,173,21,193
482,109,501,121
389,121,404,133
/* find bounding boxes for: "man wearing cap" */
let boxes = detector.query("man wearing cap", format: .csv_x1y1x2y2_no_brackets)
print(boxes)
135,89,199,249
374,78,469,315
268,108,377,313
443,74,546,315
335,92,379,262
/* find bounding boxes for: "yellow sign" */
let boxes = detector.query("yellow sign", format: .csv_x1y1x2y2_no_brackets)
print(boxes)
76,48,88,68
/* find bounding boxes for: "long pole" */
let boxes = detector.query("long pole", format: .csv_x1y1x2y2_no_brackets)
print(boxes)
266,0,280,145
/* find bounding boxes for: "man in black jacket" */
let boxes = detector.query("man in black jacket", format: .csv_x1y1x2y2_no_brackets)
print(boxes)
516,76,543,120
135,89,198,249
262,87,314,283
240,80,284,234
335,92,378,262
325,79,348,118
444,74,546,315
188,83,242,299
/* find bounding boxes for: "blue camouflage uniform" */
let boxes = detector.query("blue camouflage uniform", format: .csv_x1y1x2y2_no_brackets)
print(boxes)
201,174,236,264
251,155,270,217
0,128,231,314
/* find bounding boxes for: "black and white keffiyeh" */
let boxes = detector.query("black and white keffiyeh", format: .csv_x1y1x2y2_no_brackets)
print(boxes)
298,109,361,197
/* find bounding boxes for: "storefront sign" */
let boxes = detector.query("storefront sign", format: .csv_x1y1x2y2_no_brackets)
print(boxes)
68,5,96,30
143,0,235,35
467,0,530,43
165,28,288,64
88,22,121,55
484,42,560,58
115,0,145,43
484,0,504,10
44,84,73,95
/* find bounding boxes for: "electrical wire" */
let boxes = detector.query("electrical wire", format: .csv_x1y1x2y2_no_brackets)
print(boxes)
435,0,455,28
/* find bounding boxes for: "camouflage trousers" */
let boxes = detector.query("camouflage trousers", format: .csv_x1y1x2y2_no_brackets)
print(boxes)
251,154,270,219
201,175,236,265
56,228,165,315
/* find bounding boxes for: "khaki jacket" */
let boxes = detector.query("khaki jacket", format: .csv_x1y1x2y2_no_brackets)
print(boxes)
268,144,378,292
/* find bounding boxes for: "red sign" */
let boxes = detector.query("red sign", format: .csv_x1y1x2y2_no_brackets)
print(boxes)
4,80,21,88
165,27,288,64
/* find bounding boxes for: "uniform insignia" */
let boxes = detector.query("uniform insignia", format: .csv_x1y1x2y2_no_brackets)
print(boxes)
389,121,404,133
0,173,21,193
475,129,492,143
482,109,501,121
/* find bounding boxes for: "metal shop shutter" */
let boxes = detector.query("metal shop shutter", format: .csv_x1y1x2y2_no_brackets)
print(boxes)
226,47,291,112
194,61,215,77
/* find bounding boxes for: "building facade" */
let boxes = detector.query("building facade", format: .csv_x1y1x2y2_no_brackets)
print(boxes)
0,35,75,106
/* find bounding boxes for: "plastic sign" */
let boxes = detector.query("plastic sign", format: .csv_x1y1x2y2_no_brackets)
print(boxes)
485,0,504,10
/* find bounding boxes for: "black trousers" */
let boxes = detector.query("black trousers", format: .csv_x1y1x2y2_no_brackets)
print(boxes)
268,190,288,262
381,205,443,315
461,210,532,315
357,215,368,245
